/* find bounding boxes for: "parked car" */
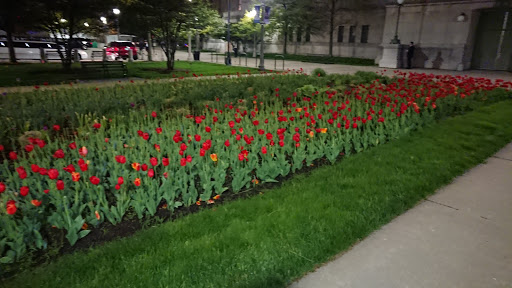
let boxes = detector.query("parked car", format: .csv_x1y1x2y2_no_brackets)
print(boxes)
57,38,93,50
0,40,88,61
106,41,138,60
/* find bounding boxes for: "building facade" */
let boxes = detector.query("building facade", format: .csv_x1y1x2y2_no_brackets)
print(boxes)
210,0,511,71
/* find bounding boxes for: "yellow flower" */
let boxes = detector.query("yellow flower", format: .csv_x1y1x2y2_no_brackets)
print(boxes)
210,154,218,162
309,131,314,137
320,128,328,134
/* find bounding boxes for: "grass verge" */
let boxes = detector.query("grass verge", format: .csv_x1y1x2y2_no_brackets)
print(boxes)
0,61,259,87
3,100,512,287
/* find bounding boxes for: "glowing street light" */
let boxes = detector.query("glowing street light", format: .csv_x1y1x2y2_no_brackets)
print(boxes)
84,22,90,27
113,8,121,15
248,9,257,19
60,19,67,23
100,17,107,24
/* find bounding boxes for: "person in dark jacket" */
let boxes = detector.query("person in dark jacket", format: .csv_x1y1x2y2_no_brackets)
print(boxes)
407,42,415,69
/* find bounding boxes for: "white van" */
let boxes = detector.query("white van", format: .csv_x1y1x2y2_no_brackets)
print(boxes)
0,40,88,61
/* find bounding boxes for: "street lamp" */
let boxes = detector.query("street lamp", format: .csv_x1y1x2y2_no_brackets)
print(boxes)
100,17,107,25
113,8,121,39
84,22,89,27
226,0,231,66
390,0,404,44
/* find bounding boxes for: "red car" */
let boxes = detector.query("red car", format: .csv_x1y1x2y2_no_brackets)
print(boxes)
106,41,138,60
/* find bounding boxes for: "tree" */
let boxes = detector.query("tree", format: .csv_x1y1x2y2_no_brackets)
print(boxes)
132,0,220,70
0,0,32,63
266,0,324,55
29,0,113,70
230,11,259,50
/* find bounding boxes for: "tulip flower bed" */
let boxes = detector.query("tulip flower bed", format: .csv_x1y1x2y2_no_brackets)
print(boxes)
0,71,510,268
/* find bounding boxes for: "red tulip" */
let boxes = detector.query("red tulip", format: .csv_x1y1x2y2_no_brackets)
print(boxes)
151,111,157,118
25,144,34,152
63,164,76,173
56,180,65,190
194,134,201,142
0,182,5,193
148,169,155,178
156,127,162,134
199,149,206,157
142,164,148,171
16,166,27,179
20,186,29,196
115,155,126,164
261,146,267,154
115,184,121,190
132,162,141,171
93,123,101,129
150,157,158,166
0,145,3,151
180,158,187,166
30,199,43,207
69,142,77,149
162,158,169,166
48,168,59,180
186,155,192,163
134,178,141,187
71,172,80,182
118,177,124,185
9,151,18,160
180,143,188,151
224,139,230,147
6,200,16,215
205,126,211,132
89,176,100,185
142,133,149,141
53,125,60,131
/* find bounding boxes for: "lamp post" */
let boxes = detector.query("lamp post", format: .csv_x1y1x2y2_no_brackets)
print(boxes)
226,0,231,65
258,3,267,71
390,0,404,44
113,8,121,40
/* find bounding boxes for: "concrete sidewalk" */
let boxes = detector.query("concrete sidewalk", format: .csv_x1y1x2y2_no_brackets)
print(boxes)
290,143,512,288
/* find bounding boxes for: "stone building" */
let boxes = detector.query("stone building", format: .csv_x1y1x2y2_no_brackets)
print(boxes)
210,0,511,71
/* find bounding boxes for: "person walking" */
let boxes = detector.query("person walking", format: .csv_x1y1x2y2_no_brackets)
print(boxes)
407,42,415,69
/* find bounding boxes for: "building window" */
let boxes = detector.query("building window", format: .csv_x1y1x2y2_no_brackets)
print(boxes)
296,27,302,42
305,27,311,42
337,26,344,43
349,25,356,43
361,25,369,43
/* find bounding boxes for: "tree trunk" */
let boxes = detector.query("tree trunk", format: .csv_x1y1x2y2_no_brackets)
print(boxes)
329,0,335,57
6,21,16,63
167,49,175,70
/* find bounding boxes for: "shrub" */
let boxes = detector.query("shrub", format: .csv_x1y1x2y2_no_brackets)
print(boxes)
312,68,326,77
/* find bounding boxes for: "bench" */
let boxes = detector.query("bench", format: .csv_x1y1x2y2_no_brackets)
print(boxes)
80,61,127,77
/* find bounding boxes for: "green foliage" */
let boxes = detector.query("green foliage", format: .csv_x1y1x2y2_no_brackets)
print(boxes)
3,100,512,287
312,68,326,77
0,71,510,274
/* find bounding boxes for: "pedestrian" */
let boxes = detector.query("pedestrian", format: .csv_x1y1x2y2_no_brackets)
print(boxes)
407,42,415,69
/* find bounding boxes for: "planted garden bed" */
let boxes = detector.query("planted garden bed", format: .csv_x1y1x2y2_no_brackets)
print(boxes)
0,71,511,273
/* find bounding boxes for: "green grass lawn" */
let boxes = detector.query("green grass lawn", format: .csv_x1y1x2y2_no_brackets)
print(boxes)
0,61,259,87
3,100,512,287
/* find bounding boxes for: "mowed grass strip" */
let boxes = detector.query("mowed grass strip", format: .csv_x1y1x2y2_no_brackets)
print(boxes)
0,61,258,87
4,100,512,288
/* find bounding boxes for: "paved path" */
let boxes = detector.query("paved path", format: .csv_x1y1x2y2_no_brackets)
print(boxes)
2,50,510,94
290,143,512,288
172,50,512,82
